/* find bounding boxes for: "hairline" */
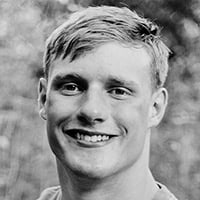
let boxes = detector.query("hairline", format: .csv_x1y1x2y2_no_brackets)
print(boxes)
43,6,170,90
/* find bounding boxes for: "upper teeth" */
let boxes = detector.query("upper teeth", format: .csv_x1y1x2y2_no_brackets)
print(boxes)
77,133,109,142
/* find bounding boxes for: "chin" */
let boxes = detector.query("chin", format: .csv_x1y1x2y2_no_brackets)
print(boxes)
76,169,116,180
62,157,118,180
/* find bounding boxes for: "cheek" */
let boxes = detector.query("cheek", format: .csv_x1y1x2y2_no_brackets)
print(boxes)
112,100,149,130
46,93,79,123
110,103,149,166
45,94,77,157
113,101,150,148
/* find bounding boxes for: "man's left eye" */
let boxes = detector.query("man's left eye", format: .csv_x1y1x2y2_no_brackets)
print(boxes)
108,87,132,99
60,83,82,95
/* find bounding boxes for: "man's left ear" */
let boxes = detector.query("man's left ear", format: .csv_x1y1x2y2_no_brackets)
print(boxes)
148,87,168,128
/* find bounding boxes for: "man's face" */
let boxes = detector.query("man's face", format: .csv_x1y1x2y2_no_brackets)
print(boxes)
39,42,164,178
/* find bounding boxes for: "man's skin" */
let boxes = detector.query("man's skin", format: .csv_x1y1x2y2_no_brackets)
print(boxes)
38,42,168,200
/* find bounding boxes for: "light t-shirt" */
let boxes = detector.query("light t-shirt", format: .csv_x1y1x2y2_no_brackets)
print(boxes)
36,183,178,200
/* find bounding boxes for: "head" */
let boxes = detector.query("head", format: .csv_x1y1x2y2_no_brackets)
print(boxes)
38,6,170,179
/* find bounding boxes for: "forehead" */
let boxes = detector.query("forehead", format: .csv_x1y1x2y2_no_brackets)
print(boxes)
48,42,152,86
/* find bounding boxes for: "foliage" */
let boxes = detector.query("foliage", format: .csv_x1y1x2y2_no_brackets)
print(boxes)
0,0,200,200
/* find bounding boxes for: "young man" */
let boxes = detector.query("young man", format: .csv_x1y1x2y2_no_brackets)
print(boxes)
37,6,178,200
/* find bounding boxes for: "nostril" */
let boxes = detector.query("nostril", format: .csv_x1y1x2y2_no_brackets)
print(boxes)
77,112,104,126
77,114,91,125
77,95,108,125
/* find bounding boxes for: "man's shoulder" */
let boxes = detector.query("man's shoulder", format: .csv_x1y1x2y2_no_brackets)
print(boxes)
36,186,61,200
153,182,178,200
36,183,178,200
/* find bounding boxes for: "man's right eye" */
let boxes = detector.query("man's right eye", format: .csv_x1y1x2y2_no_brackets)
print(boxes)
60,83,83,95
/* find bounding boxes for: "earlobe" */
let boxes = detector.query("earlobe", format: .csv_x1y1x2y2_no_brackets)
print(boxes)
148,87,168,128
39,109,47,120
38,78,47,120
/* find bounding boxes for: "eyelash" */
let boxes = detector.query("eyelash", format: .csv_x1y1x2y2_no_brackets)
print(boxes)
60,83,83,95
59,82,132,99
108,87,132,98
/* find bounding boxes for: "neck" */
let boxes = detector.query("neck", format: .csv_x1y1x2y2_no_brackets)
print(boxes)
57,133,158,200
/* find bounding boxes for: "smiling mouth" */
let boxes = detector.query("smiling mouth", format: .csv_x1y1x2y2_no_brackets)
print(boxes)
63,129,117,143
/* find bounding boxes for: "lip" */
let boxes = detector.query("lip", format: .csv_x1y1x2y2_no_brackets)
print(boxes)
62,128,119,148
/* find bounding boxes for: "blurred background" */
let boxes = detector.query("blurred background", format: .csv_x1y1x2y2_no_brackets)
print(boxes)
0,0,200,199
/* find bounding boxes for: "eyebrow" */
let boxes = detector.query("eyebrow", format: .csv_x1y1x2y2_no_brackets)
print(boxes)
52,73,81,82
51,73,87,88
50,73,140,91
106,75,140,90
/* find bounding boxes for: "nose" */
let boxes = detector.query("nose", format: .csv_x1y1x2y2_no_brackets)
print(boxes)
77,89,108,126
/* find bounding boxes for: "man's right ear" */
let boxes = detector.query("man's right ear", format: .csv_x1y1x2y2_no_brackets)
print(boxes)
38,78,47,120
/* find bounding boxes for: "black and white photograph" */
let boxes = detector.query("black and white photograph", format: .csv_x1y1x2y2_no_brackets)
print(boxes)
0,1,200,200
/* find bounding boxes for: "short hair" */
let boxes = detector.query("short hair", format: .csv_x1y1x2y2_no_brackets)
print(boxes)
43,6,170,89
